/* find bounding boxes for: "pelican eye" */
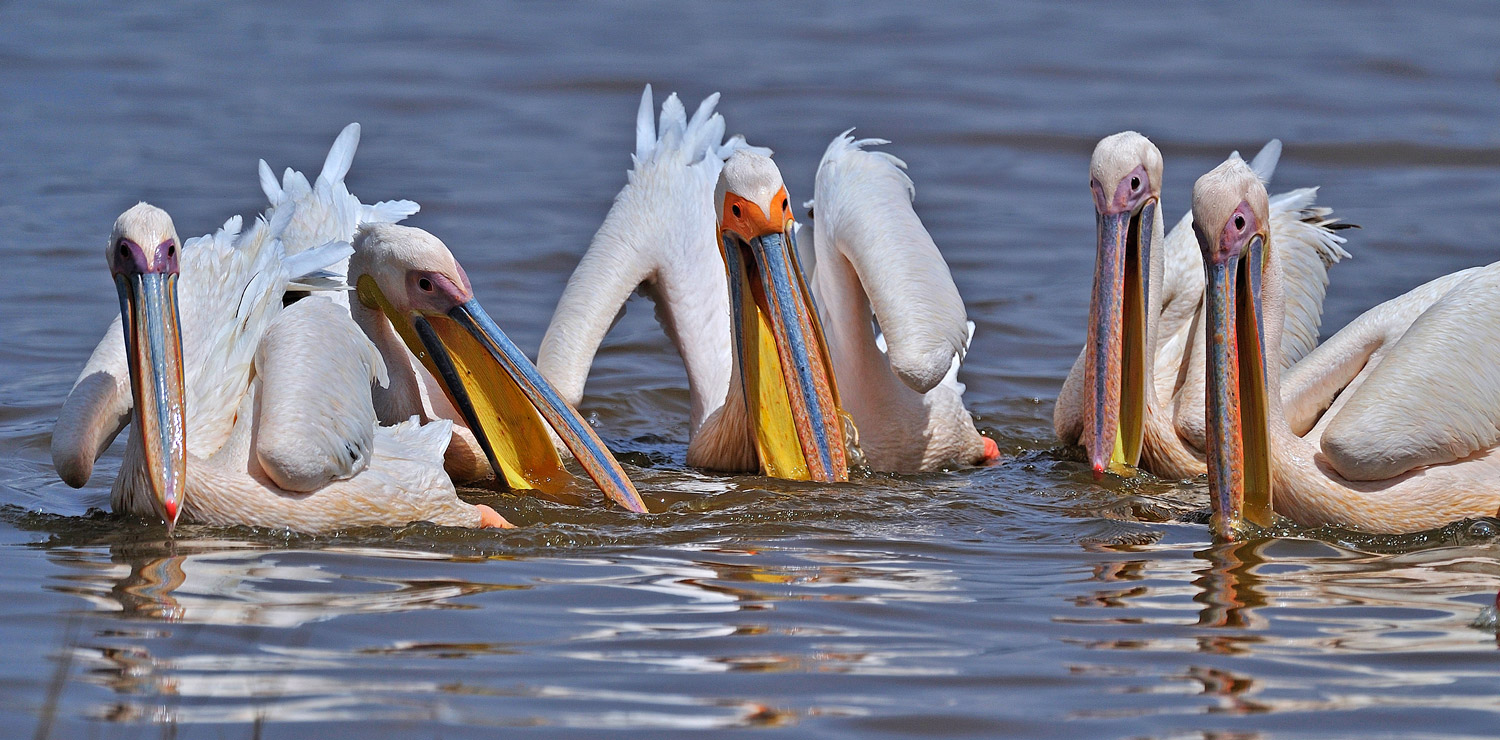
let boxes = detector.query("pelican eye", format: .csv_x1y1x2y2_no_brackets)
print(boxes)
1234,214,1245,230
117,242,130,260
731,204,741,217
1130,176,1140,191
782,198,789,212
418,277,433,292
166,242,175,257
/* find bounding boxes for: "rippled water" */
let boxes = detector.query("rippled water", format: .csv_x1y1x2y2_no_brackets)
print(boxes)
4,2,1500,737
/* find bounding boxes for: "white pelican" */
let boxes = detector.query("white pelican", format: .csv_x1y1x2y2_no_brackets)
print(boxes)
1055,132,1351,479
51,203,510,532
348,223,645,513
1194,159,1500,536
538,86,995,480
255,125,643,510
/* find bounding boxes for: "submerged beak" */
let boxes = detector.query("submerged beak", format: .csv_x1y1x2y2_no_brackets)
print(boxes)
1084,193,1156,477
1202,228,1273,539
721,190,848,482
357,275,646,513
115,267,187,530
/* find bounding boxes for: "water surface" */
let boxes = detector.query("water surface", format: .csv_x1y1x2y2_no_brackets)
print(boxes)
4,2,1500,737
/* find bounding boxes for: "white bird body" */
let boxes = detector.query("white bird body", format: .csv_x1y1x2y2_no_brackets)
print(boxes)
257,125,503,483
1193,159,1500,535
1055,133,1349,479
1260,263,1500,532
54,205,490,531
540,87,991,475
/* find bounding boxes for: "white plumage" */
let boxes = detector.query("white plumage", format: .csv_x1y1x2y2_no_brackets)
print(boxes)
803,132,988,471
1194,160,1500,533
540,86,767,435
539,87,992,474
52,131,506,532
258,123,419,307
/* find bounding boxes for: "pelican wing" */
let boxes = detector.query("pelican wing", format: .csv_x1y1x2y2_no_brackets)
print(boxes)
252,297,388,492
258,123,418,306
538,85,767,418
52,316,131,487
1314,264,1500,481
810,132,968,394
1268,188,1352,366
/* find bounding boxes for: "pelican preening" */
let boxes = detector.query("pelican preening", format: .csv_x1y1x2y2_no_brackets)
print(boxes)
1195,160,1500,537
540,86,997,481
1055,131,1351,480
52,128,641,533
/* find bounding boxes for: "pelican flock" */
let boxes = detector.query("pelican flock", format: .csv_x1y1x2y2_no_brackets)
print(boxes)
47,84,1500,539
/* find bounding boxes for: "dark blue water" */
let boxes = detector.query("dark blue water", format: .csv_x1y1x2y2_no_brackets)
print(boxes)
4,2,1500,737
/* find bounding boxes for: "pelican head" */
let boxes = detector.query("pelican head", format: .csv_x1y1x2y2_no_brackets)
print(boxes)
109,203,187,529
1193,158,1274,539
714,151,847,482
1084,132,1163,477
350,224,645,512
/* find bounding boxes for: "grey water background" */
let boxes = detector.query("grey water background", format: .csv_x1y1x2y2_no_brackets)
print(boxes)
3,1,1500,737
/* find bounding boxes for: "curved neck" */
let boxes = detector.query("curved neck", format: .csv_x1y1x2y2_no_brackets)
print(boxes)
351,300,427,423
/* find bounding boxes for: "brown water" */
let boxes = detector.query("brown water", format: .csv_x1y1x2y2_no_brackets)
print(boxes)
4,2,1500,737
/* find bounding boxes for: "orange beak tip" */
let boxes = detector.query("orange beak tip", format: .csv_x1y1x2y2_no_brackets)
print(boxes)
476,504,514,529
981,437,1001,465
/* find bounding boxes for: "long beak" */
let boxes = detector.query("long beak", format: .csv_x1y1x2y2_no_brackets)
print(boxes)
723,225,848,482
357,276,645,513
1203,235,1273,539
115,271,187,530
1084,200,1155,476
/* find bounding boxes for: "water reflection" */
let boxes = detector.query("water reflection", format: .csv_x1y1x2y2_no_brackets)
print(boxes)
1063,533,1500,723
39,537,967,729
48,539,517,627
1193,540,1269,634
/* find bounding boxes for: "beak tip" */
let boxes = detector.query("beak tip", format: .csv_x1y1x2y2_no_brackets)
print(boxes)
163,499,179,525
1091,462,1106,480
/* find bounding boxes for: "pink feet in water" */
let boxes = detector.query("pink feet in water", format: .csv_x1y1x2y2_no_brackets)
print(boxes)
476,504,515,529
982,436,1001,464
